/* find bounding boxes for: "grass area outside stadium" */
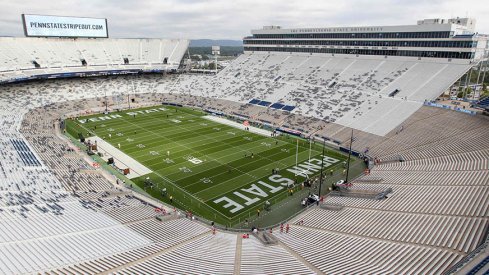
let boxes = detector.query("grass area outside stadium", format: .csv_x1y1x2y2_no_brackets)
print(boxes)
65,104,364,228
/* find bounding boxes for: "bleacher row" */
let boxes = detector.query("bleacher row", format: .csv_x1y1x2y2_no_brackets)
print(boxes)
164,52,471,135
327,183,488,216
0,37,189,83
278,225,464,274
360,170,489,186
375,149,489,171
10,139,41,167
240,236,313,275
299,208,486,253
0,54,486,274
119,233,237,275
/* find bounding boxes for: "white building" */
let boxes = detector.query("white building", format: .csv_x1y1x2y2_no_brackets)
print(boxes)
244,18,487,61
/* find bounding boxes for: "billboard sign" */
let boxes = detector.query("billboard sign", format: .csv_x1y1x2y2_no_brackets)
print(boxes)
22,14,108,38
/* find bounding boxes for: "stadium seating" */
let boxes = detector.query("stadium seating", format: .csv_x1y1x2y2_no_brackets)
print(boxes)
157,52,471,136
0,37,189,83
118,233,236,275
0,44,487,274
240,236,314,275
277,225,463,274
475,96,489,109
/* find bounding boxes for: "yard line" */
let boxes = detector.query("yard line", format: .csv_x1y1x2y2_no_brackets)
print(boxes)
183,144,316,191
114,114,271,190
95,119,220,146
206,157,345,204
176,144,294,184
73,106,337,219
195,148,319,199
91,115,259,158
86,109,321,153
130,111,322,167
81,107,325,188
148,137,278,176
126,128,253,159
115,128,250,159
208,160,345,219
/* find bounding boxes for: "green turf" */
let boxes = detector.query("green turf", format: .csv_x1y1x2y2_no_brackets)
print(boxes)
66,105,351,226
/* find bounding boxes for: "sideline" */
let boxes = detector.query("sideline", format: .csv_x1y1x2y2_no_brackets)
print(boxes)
203,115,273,137
86,136,152,179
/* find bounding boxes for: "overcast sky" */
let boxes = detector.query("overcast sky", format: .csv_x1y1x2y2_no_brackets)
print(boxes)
1,0,488,39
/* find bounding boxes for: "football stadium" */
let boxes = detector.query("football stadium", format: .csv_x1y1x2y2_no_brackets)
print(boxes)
0,9,488,275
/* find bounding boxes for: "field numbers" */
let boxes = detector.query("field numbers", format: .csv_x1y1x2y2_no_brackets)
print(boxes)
179,167,192,173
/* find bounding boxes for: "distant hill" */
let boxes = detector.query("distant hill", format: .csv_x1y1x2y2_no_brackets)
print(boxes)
190,39,243,47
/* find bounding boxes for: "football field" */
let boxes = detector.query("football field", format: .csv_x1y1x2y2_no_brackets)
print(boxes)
66,105,348,225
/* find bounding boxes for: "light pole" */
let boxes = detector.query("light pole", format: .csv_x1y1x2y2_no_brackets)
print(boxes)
345,129,354,183
317,138,326,200
104,89,108,113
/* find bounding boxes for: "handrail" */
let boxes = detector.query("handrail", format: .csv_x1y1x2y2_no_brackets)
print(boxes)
442,236,488,274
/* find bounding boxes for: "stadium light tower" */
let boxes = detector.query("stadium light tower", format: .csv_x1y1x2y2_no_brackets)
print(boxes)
211,46,220,74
